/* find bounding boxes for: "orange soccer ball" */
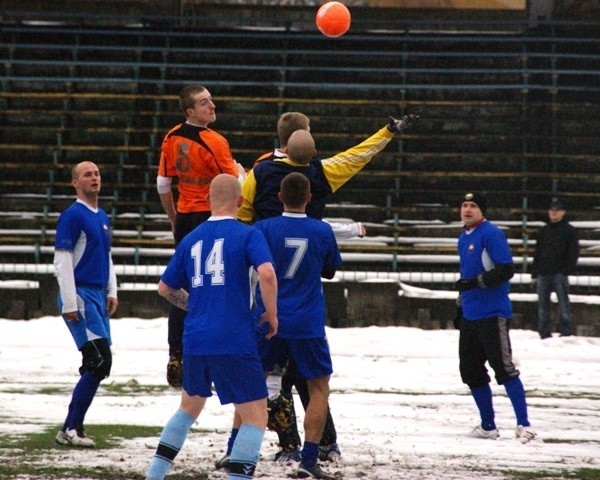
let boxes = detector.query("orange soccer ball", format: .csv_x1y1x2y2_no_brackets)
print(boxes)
315,2,351,38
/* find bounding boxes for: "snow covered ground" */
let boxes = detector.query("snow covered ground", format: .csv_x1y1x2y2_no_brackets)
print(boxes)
0,316,599,479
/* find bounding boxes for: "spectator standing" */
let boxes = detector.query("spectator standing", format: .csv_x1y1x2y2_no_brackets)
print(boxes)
455,192,536,444
54,161,118,448
532,198,579,338
157,85,245,387
145,174,278,480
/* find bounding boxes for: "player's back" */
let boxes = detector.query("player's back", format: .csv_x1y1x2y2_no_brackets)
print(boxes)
252,160,332,220
175,218,272,354
255,214,341,338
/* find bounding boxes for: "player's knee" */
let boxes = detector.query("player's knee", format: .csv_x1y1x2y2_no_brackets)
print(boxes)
461,370,490,388
80,338,112,380
308,376,330,397
496,370,520,385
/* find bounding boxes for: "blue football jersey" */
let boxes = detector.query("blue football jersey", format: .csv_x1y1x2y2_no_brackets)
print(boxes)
54,201,112,289
161,217,273,356
458,220,513,320
255,213,342,338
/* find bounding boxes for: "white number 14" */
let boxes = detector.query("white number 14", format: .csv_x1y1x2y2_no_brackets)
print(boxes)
190,239,225,287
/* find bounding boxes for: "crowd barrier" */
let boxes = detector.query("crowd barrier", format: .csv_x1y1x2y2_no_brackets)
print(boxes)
1,271,598,337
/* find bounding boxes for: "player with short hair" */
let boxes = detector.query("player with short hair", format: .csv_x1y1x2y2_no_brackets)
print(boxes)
254,172,342,479
253,111,311,167
253,111,365,240
231,114,418,463
157,84,246,388
54,161,118,448
145,174,278,480
238,114,418,224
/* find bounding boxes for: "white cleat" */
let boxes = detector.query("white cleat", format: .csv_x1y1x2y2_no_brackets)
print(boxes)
468,425,499,440
515,425,537,444
54,430,69,445
65,428,96,448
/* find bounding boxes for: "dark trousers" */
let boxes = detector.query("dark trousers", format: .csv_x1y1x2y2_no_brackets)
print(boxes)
168,211,211,356
459,316,520,388
536,274,573,338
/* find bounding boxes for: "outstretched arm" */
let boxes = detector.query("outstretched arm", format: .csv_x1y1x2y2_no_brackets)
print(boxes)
324,220,365,240
321,114,419,192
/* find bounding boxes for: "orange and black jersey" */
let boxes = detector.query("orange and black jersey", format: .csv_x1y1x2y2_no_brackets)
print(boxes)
158,123,238,213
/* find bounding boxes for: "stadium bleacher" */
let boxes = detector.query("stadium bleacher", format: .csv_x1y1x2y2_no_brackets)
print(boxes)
0,7,598,332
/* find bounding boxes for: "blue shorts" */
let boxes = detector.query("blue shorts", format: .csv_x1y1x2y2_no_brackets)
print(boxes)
182,354,268,405
258,336,333,380
58,286,111,350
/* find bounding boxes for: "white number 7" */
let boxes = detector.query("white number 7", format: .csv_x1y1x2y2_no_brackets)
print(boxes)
284,238,307,279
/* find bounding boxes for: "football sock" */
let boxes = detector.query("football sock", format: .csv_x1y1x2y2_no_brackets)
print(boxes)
66,371,101,431
269,391,301,451
226,427,239,455
504,376,530,427
146,409,195,480
229,423,264,479
266,375,282,400
300,441,319,468
62,404,73,433
470,384,496,430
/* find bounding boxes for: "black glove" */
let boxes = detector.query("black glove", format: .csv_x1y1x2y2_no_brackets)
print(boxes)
453,307,463,330
454,278,479,292
387,114,419,133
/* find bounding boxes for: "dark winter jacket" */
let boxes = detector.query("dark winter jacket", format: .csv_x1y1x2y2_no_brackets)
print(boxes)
532,218,579,277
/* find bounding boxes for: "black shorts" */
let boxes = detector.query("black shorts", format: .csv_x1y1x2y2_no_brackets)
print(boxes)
174,211,211,245
459,316,520,387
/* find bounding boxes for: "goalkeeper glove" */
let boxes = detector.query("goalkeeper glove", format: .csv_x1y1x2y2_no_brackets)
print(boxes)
387,114,419,133
454,278,479,292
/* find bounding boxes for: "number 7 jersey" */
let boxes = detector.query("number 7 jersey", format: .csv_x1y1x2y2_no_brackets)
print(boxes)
255,213,342,339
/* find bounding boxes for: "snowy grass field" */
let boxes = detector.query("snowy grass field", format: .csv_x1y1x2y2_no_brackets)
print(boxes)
0,316,599,479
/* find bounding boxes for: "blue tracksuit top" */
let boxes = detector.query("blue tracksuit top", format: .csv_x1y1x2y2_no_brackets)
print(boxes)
458,220,513,321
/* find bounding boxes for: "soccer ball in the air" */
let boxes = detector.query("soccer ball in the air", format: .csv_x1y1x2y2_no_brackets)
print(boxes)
315,2,351,38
